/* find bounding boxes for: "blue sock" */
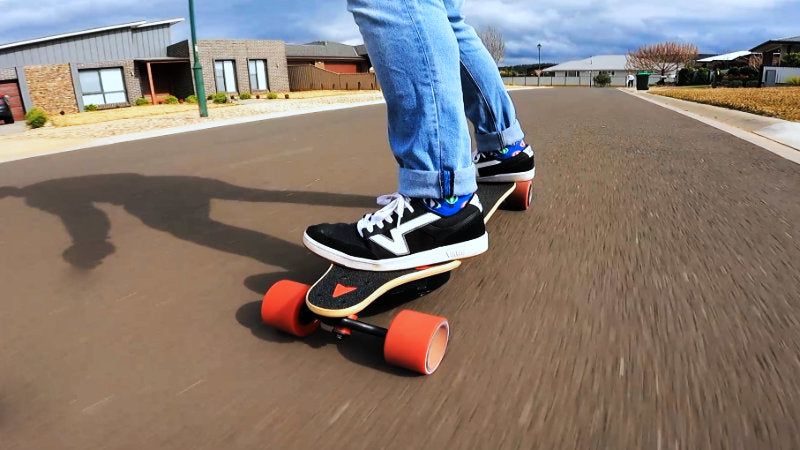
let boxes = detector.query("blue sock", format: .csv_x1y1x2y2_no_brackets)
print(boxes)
424,193,473,216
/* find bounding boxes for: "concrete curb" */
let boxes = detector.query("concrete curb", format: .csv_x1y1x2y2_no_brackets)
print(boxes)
619,88,800,165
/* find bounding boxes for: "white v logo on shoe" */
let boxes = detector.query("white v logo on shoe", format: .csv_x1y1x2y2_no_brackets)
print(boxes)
369,213,439,256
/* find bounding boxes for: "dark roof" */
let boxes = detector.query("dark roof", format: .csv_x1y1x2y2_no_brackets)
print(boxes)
285,41,365,59
750,35,800,52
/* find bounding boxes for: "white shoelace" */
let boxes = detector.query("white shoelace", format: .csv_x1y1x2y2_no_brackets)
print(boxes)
356,193,415,237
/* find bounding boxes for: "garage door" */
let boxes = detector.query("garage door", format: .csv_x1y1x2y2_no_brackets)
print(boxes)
324,63,358,74
0,80,25,121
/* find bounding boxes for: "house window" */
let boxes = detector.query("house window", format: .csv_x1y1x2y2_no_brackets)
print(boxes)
566,71,580,77
248,60,269,91
79,68,127,106
215,60,237,93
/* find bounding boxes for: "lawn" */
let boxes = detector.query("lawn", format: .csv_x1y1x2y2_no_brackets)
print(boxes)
650,86,800,122
49,103,234,127
48,90,376,127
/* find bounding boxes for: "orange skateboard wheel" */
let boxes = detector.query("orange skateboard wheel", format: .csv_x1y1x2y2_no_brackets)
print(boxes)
507,180,533,210
261,280,319,337
384,310,449,375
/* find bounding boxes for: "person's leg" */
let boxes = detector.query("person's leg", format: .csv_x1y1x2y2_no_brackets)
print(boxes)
444,0,535,182
347,0,476,198
302,0,487,271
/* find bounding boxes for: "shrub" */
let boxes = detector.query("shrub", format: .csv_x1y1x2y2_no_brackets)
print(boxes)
267,92,278,99
677,67,695,85
239,92,252,99
739,66,760,79
746,80,760,88
84,104,98,111
592,73,611,87
730,80,743,88
692,67,710,85
25,108,48,128
134,97,150,106
727,66,740,76
212,92,228,104
786,76,800,86
163,95,179,104
185,94,198,104
206,94,214,100
783,53,800,68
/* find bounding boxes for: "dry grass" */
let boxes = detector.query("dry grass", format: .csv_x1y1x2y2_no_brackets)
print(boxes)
50,103,234,127
651,86,800,122
48,90,381,127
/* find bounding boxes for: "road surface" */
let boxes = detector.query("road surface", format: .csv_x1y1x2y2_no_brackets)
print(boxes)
1,88,799,449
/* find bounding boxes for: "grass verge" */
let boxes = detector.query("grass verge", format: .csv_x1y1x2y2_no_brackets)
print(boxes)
650,86,800,122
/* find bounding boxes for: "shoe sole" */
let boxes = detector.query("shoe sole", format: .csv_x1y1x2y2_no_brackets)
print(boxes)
477,167,536,183
303,232,489,271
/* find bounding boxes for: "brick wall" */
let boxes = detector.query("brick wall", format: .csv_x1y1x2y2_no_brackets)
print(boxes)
77,60,141,106
0,67,16,81
24,64,78,115
195,40,290,94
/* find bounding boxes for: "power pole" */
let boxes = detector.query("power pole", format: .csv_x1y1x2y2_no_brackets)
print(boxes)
189,0,208,117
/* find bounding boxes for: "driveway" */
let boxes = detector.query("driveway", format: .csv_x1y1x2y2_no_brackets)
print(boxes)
0,121,25,135
1,88,799,449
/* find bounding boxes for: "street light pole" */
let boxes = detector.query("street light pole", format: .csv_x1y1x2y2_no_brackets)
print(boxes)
189,0,208,117
537,43,541,86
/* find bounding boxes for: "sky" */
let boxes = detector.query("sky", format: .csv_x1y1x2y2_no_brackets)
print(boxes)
1,0,799,65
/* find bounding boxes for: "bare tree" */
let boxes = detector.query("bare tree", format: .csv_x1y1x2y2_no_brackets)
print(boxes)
627,42,699,79
748,53,763,70
478,26,505,64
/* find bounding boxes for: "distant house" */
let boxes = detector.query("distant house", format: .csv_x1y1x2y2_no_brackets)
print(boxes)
284,41,377,91
696,51,758,69
285,42,371,73
750,35,800,86
537,55,650,86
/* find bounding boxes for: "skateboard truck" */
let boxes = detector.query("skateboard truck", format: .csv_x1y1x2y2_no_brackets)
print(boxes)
330,314,387,340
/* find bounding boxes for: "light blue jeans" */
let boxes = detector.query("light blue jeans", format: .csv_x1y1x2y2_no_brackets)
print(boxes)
347,0,525,198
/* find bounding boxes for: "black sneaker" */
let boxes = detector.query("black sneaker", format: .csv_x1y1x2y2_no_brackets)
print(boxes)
303,193,488,271
475,139,535,182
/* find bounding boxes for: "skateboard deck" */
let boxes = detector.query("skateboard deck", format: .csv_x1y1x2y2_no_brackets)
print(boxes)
305,182,519,318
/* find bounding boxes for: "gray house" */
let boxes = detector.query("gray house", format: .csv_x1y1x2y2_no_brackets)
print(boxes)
0,19,194,118
0,19,376,120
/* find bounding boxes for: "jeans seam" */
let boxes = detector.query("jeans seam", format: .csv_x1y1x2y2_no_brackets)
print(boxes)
460,61,503,150
401,0,444,197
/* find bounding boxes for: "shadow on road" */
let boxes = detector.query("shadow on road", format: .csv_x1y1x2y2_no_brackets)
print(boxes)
235,300,417,377
1,174,450,375
0,174,372,280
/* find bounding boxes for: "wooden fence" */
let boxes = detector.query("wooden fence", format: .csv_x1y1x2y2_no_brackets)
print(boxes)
288,65,380,91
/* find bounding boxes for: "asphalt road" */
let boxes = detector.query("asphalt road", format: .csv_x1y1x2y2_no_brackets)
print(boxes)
1,88,799,449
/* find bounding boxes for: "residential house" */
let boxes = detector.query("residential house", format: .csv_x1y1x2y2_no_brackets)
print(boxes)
0,20,380,119
0,19,195,119
750,35,800,86
167,39,290,97
532,55,659,86
696,51,758,69
286,41,371,73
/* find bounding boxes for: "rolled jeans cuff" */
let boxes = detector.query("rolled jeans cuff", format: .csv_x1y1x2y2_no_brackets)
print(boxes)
475,119,525,153
398,165,478,198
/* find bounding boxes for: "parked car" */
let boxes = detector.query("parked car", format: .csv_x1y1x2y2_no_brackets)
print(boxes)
0,95,14,124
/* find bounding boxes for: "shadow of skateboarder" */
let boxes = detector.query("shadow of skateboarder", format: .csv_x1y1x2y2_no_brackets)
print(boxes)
0,174,373,281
